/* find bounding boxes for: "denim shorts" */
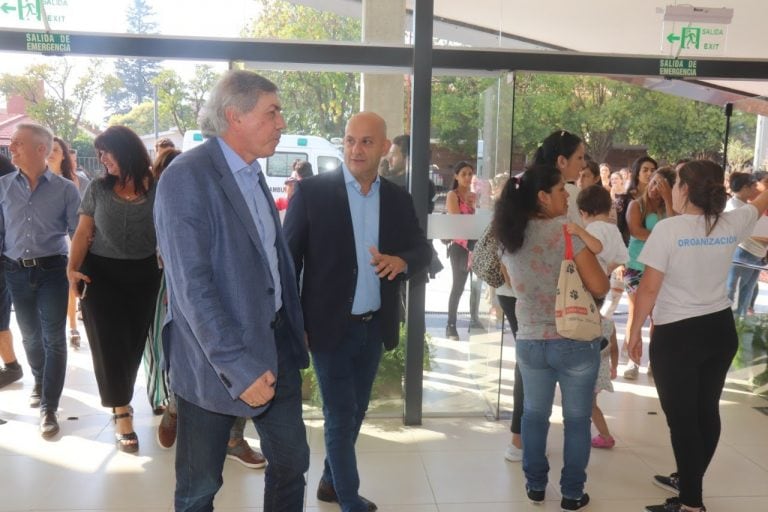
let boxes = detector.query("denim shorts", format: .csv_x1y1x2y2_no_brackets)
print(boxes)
623,267,644,294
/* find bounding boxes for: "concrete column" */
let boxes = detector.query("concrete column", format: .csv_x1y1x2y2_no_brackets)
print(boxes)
360,0,407,137
754,115,768,171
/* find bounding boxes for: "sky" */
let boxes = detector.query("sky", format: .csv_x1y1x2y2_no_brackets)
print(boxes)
0,0,263,125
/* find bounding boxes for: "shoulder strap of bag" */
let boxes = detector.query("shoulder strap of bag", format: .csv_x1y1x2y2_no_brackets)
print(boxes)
562,224,574,260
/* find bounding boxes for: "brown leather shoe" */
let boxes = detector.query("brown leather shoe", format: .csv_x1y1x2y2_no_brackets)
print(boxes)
316,479,377,511
226,438,267,469
156,408,177,449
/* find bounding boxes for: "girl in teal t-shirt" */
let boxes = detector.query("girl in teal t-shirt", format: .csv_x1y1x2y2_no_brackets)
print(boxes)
623,167,677,379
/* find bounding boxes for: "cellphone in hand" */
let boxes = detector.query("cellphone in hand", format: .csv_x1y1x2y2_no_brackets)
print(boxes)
78,281,88,299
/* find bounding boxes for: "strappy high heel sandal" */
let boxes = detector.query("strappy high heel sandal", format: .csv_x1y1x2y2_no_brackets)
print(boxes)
69,329,81,349
113,407,139,453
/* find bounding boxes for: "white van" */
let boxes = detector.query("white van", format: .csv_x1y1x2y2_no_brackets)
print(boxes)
182,130,343,199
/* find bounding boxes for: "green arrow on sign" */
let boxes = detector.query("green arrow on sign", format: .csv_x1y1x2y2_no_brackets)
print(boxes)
1,2,17,14
667,32,681,44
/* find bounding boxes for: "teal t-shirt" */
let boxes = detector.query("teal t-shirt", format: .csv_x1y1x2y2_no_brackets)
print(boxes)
627,212,660,271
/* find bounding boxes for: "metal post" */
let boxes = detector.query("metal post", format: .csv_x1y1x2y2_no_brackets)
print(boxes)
723,102,733,170
507,72,517,176
153,83,159,146
491,73,518,420
754,115,768,171
403,0,433,426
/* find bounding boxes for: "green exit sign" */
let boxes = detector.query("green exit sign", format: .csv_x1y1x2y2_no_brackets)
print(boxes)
664,25,727,54
1,0,41,20
25,31,71,53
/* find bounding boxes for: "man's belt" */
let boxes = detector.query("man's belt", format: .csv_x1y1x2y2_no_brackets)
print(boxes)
4,254,66,268
349,310,378,322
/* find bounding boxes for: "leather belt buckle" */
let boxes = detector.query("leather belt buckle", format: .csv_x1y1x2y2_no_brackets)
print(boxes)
350,310,376,322
20,258,38,268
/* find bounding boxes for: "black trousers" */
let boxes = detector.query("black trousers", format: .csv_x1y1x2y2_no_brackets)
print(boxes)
497,294,523,435
81,253,162,407
650,308,737,509
447,243,479,325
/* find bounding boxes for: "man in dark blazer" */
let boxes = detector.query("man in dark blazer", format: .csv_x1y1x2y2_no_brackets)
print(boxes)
154,71,309,512
284,112,431,512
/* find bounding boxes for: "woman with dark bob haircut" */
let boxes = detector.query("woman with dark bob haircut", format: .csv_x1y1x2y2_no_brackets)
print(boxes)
67,125,161,453
493,164,607,512
628,160,768,512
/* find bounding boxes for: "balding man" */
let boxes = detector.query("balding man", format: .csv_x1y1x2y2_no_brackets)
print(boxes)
0,123,80,438
284,112,431,512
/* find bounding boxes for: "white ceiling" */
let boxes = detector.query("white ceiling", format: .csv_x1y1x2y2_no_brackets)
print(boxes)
429,0,768,60
428,0,768,106
293,1,768,108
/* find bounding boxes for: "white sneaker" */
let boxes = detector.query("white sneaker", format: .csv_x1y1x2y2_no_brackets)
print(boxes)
504,443,523,462
623,364,639,380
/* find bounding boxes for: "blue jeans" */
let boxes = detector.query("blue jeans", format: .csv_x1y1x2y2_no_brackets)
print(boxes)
516,338,600,500
312,315,384,512
4,258,68,411
174,320,309,512
726,247,764,317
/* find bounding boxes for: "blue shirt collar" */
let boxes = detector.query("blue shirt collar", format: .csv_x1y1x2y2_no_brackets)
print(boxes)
15,168,54,183
341,163,379,195
217,137,262,175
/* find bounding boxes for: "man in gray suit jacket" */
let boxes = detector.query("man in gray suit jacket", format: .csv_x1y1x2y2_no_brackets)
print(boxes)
154,71,309,512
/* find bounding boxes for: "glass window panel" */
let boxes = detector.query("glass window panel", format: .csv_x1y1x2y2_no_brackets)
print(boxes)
0,0,368,43
421,73,512,417
317,155,342,173
266,151,307,178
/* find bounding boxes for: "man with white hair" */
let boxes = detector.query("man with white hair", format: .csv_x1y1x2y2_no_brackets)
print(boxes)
0,123,80,438
154,71,309,511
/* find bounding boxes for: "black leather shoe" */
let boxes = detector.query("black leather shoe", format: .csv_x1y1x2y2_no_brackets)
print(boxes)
316,480,377,511
0,365,23,388
40,410,60,439
29,383,42,408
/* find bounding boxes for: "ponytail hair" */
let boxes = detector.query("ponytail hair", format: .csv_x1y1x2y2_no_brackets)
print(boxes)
493,164,562,253
678,160,728,235
532,130,582,167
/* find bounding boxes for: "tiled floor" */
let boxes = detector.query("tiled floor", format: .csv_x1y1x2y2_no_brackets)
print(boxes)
2,324,768,511
2,255,768,511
